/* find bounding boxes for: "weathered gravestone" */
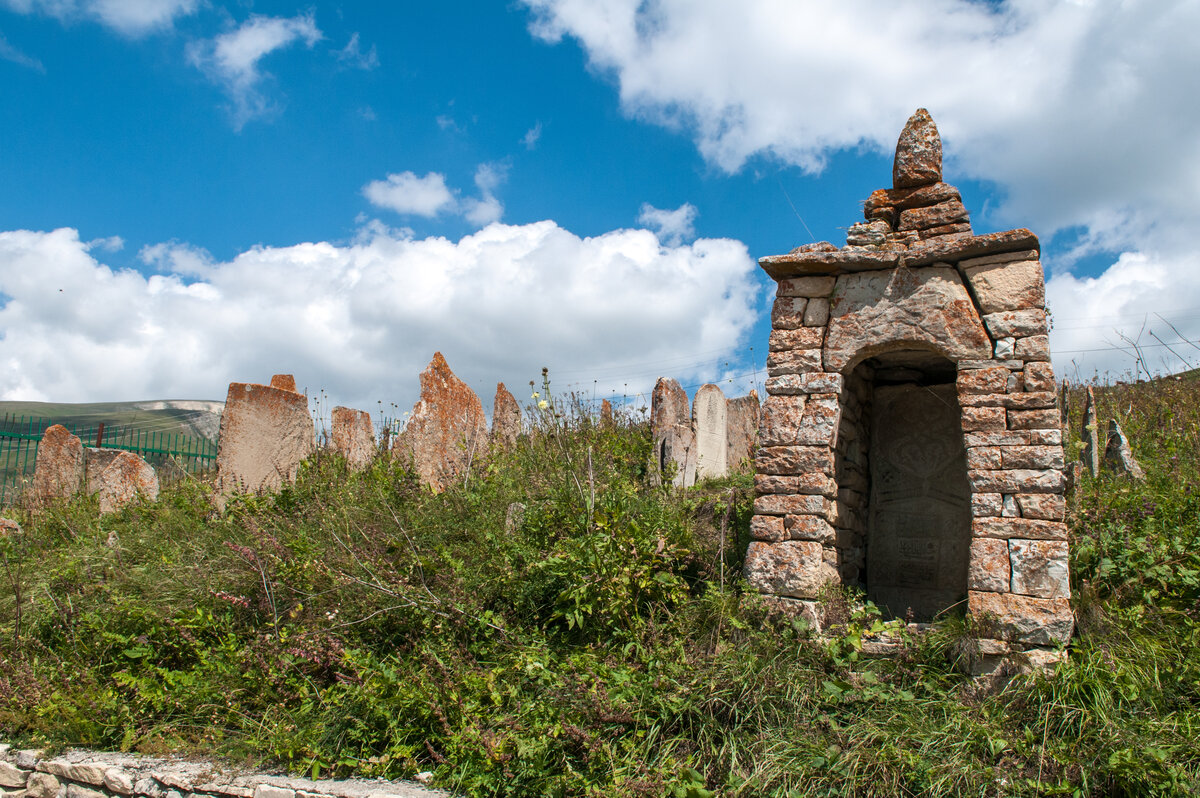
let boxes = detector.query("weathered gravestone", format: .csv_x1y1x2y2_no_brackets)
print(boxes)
748,109,1071,668
86,449,160,514
693,384,728,480
214,380,315,504
650,377,696,487
726,390,761,470
1081,386,1100,477
31,424,85,505
394,353,489,492
331,406,377,471
270,374,298,392
600,399,614,429
1103,418,1145,479
491,383,522,448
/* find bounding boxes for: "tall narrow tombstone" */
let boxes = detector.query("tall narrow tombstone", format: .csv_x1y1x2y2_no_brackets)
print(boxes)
693,384,728,480
650,378,695,487
214,380,315,504
31,424,85,506
491,383,522,448
726,390,761,470
394,352,489,492
1081,387,1100,477
600,399,614,429
331,406,377,471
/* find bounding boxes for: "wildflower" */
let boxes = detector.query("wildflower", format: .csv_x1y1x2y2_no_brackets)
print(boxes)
531,392,540,399
538,400,549,409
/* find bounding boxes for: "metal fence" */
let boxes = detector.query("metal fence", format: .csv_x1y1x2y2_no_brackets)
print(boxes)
0,414,218,507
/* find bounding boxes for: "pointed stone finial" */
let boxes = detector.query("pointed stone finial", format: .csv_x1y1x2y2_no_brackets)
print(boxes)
893,108,942,189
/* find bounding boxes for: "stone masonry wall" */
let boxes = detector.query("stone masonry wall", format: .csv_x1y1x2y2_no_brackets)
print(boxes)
746,109,1072,670
0,743,446,798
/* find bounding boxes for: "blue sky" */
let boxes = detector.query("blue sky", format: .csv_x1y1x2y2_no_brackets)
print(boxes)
1,0,1198,414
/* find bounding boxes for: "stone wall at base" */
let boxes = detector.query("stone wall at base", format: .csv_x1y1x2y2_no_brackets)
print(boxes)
0,743,447,798
748,109,1072,668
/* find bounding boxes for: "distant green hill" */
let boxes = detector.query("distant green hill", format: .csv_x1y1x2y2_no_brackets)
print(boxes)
0,399,223,442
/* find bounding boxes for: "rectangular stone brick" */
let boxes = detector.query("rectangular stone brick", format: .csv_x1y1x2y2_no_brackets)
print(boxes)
1015,493,1066,521
972,517,1068,540
959,250,1040,270
959,392,1057,409
755,473,837,497
1009,539,1070,599
958,359,1024,370
972,492,1003,517
967,591,1072,645
969,538,1010,592
962,406,1006,431
965,429,1062,447
766,349,822,376
753,493,831,517
1014,335,1051,361
754,445,834,475
760,395,806,446
750,514,786,542
776,275,836,298
785,514,836,543
769,327,825,352
966,446,1002,470
956,367,1011,395
766,373,843,396
982,309,1047,338
969,468,1065,494
804,297,830,326
1001,445,1065,470
1023,362,1055,392
1008,409,1060,430
771,296,808,330
795,395,841,446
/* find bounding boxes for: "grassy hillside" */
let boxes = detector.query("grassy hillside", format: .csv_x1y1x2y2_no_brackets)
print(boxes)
0,383,1198,797
0,400,224,442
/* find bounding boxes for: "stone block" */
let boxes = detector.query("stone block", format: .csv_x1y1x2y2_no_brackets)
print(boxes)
744,540,837,599
804,297,830,326
330,406,377,471
968,591,1073,645
754,445,834,475
693,384,728,480
968,539,1010,592
651,377,689,431
972,518,1068,540
966,446,1001,470
981,309,1047,339
765,373,843,395
749,515,785,542
31,424,86,506
959,392,1057,409
726,391,761,469
215,382,315,502
85,449,160,515
897,199,969,231
1014,335,1051,361
994,337,1016,358
64,785,106,798
965,429,1062,447
269,374,297,392
961,406,1006,431
823,267,990,372
1023,362,1056,392
393,353,490,492
1015,493,1066,521
972,492,1002,517
1010,539,1070,599
956,367,1011,395
654,423,697,488
0,765,26,789
961,259,1046,313
776,275,836,298
785,515,836,543
771,296,809,330
766,349,823,376
253,787,295,798
959,249,1041,270
892,108,942,188
1008,409,1061,430
753,494,830,517
760,395,840,447
1001,445,1065,470
62,764,106,786
1002,494,1020,517
969,468,1065,494
103,768,133,794
490,384,523,449
24,775,57,798
754,473,837,497
769,327,825,352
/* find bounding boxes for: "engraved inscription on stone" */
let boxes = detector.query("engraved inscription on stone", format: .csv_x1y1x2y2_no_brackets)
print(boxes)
866,383,970,621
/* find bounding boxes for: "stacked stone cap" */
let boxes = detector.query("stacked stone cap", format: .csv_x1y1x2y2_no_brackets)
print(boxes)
760,109,1039,280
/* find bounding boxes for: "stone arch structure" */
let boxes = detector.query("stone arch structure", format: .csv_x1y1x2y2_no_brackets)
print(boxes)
746,110,1073,664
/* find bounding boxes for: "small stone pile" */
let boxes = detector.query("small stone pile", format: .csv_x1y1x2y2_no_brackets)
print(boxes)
29,424,159,514
650,379,760,487
0,743,447,798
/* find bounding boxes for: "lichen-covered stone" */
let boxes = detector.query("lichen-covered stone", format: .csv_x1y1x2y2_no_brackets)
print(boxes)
968,591,1073,645
972,518,1068,540
1081,386,1100,477
87,450,159,514
490,383,522,449
215,382,315,502
31,424,85,506
725,391,760,470
892,108,942,189
968,539,1010,592
693,384,728,480
330,407,376,471
1009,539,1070,599
961,259,1046,314
744,541,837,599
1103,418,1145,479
269,374,298,392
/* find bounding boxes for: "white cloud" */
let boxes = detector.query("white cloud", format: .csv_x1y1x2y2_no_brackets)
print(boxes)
336,32,377,70
0,31,44,71
522,122,542,150
2,0,199,35
362,171,457,218
0,223,760,411
187,12,323,128
638,202,696,246
521,0,1200,379
363,164,507,225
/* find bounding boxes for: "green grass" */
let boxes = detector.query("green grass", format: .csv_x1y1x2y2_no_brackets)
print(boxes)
1,384,1199,797
0,400,223,443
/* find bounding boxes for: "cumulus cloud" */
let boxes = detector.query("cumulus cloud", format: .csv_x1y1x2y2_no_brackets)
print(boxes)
638,203,697,246
0,223,759,410
187,12,323,128
362,172,457,218
2,0,199,35
364,164,508,225
521,0,1200,378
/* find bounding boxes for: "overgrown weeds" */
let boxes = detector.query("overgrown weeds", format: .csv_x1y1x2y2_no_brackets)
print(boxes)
1,378,1199,796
